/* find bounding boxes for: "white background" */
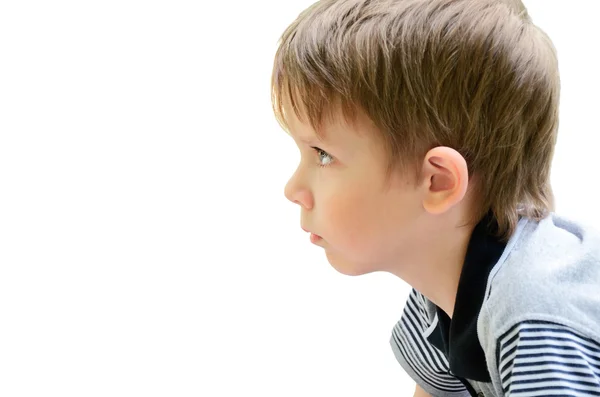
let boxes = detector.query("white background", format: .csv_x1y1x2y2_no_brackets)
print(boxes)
0,1,598,396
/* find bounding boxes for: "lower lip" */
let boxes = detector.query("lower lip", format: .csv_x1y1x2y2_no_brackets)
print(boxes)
310,233,322,244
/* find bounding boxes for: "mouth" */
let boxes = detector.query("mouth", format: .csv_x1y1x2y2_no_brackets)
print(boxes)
310,233,323,244
302,227,323,244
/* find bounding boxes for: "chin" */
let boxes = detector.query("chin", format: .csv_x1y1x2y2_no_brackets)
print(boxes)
325,251,374,277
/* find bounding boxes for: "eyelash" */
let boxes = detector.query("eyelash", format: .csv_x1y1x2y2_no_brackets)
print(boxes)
311,146,334,168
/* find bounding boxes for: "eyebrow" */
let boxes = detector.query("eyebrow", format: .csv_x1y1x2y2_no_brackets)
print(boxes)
287,127,331,146
288,131,316,144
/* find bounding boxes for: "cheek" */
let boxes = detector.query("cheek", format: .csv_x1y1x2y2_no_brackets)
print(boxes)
321,187,381,247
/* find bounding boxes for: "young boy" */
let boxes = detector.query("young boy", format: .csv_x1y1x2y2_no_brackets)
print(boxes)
271,0,600,396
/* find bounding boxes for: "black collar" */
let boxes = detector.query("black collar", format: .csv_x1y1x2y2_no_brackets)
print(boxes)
426,212,507,382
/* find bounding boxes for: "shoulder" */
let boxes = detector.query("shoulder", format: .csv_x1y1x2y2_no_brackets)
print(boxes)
476,214,600,392
482,213,600,338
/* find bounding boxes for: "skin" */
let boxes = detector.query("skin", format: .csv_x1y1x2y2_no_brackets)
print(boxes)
414,384,433,397
283,103,478,319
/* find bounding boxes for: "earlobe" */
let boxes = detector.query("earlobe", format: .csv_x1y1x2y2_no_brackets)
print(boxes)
421,147,469,215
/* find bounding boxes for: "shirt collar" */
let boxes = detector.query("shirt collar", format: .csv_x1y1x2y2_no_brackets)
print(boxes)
425,212,507,382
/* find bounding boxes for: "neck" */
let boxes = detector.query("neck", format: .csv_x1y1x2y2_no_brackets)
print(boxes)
387,215,475,319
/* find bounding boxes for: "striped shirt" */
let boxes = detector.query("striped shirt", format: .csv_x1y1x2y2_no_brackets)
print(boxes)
498,321,600,396
390,213,600,396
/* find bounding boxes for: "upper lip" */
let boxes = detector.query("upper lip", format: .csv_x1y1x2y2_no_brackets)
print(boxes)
302,227,319,237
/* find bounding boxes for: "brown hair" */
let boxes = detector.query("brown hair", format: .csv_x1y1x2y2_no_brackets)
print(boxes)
271,0,560,241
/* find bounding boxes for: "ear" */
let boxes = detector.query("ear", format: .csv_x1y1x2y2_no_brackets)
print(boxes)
420,146,469,215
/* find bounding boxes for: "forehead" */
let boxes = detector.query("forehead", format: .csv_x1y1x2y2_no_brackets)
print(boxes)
282,100,378,148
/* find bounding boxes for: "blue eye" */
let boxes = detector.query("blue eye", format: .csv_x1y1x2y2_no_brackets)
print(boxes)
311,147,334,167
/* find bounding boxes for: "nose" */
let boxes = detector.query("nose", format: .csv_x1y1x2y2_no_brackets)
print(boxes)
284,168,314,210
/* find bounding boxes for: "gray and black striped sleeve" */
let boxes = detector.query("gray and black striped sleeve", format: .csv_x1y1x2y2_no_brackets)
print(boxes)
390,289,469,397
498,320,600,396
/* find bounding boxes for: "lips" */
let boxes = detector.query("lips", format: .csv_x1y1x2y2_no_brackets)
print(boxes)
302,226,321,239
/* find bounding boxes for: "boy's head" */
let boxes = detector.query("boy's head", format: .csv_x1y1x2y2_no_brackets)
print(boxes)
272,0,559,275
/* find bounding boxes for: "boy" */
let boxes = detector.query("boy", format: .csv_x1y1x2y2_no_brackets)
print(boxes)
271,0,600,396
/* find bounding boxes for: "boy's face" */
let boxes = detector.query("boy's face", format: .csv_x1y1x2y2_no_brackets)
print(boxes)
284,105,427,276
